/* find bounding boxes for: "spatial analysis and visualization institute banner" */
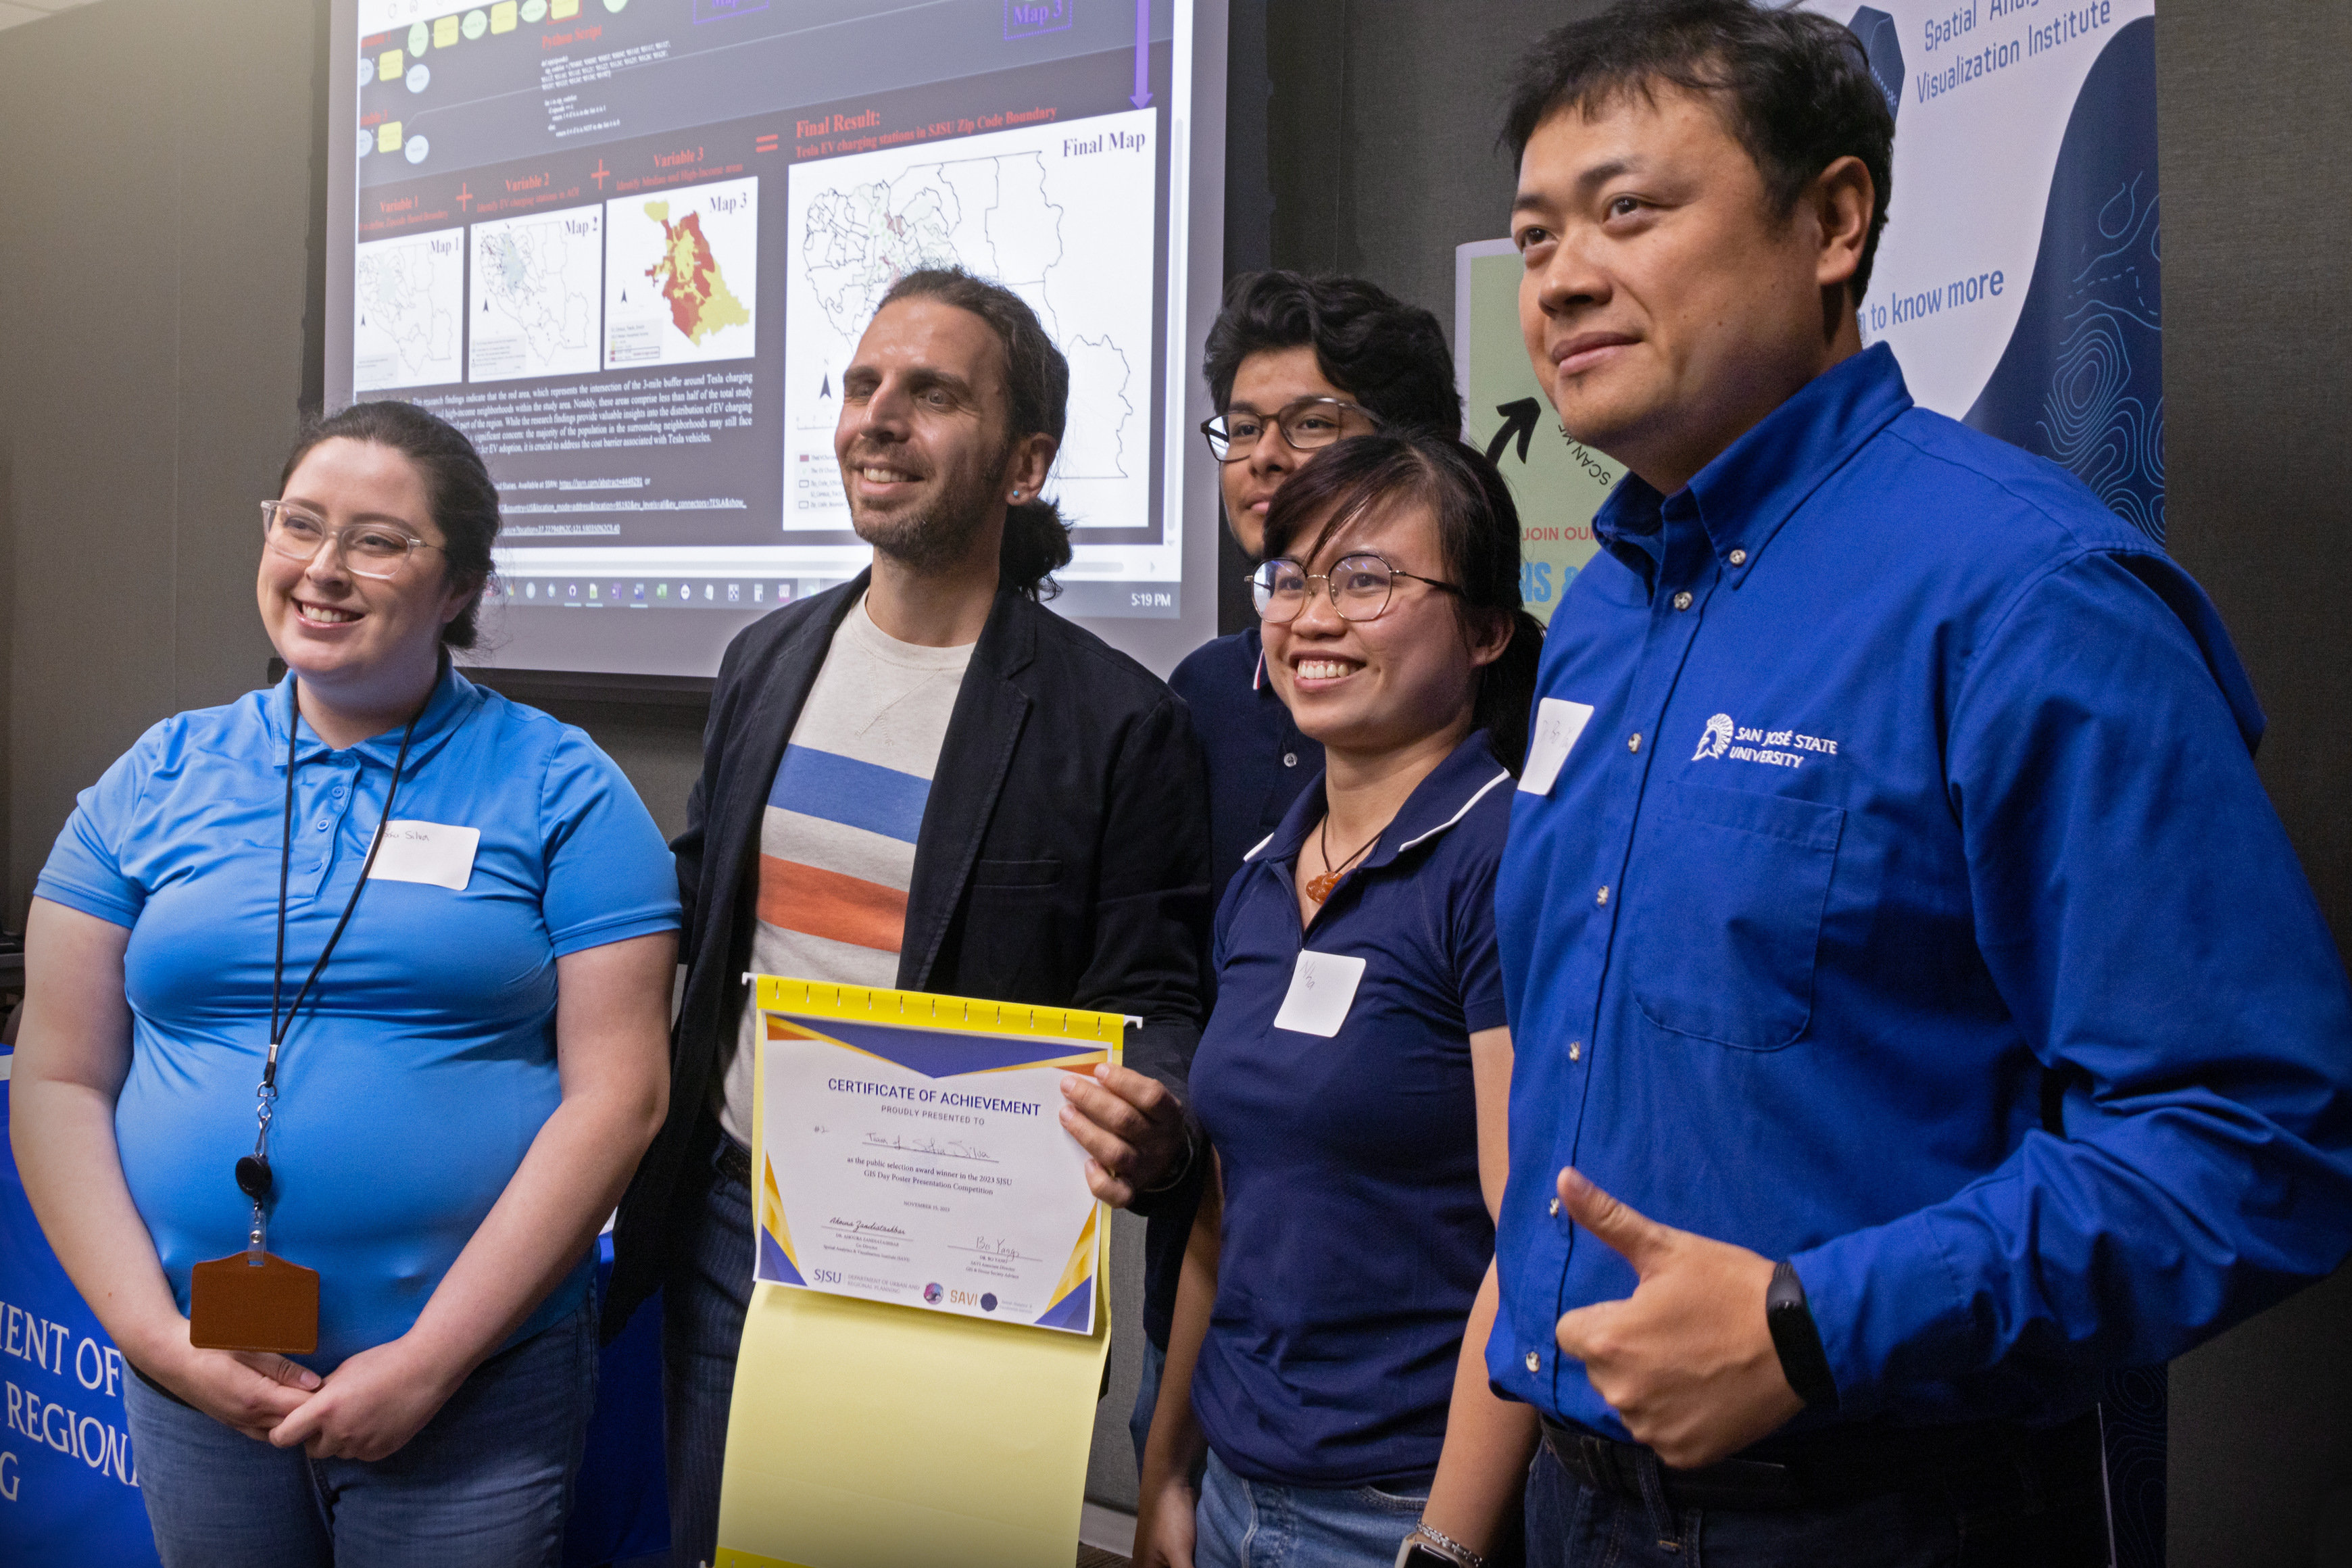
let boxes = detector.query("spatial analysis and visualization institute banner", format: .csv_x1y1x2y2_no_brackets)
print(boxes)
1814,0,2163,543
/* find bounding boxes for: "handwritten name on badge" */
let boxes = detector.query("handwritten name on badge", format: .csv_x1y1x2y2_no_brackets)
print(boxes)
365,821,480,891
1272,950,1366,1037
1519,697,1596,796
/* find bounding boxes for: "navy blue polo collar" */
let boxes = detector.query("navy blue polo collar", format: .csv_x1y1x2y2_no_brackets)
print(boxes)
264,659,484,773
1247,729,1512,879
1593,342,1915,581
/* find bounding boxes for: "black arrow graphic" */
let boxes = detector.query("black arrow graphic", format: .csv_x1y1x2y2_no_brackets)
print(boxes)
1486,398,1541,466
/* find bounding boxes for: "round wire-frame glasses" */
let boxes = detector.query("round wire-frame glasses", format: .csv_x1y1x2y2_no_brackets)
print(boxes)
1249,552,1465,623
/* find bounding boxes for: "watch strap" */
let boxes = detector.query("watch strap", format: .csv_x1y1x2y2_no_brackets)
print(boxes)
1396,1524,1484,1568
1766,1258,1840,1410
1137,1117,1198,1196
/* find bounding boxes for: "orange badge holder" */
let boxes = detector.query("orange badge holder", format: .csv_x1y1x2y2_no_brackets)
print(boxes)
189,1252,320,1355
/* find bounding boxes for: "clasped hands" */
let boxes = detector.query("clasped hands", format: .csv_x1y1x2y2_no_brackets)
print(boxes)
159,1325,464,1462
1551,1165,1806,1469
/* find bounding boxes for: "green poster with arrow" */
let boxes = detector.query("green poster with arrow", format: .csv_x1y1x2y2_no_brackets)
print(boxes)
1454,239,1623,626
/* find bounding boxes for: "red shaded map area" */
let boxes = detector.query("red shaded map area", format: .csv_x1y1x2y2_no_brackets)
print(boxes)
645,205,750,345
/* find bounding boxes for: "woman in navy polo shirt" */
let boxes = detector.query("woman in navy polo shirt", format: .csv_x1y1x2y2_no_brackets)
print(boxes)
14,403,678,1567
1135,434,1544,1568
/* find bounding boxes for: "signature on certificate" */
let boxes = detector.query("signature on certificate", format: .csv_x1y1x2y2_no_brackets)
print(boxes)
823,1217,910,1239
948,1234,1032,1261
862,1132,998,1163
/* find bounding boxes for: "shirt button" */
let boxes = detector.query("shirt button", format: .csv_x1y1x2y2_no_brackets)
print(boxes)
1549,1196,1560,1216
1569,1041,1582,1061
1282,752,1298,768
1596,885,1610,906
1627,733,1642,754
1673,590,1694,610
1728,548,1748,566
315,820,330,832
331,786,347,800
1525,1350,1541,1373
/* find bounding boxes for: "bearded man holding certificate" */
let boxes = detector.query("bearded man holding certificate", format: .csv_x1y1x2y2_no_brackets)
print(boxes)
606,266,1212,1568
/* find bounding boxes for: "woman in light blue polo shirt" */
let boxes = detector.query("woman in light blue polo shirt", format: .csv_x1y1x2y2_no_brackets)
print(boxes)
1135,435,1545,1568
13,402,679,1567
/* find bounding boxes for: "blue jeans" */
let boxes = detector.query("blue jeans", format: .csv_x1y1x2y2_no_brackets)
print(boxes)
123,1292,599,1568
1196,1449,1429,1568
1522,1424,2109,1568
660,1137,754,1568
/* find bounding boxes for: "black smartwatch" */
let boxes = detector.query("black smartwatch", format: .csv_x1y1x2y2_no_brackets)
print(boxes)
1765,1258,1840,1410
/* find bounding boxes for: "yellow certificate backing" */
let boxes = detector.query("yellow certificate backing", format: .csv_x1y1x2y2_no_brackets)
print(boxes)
715,977,1120,1568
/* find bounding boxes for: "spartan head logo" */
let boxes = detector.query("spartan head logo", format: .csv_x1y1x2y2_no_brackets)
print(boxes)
1693,714,1734,761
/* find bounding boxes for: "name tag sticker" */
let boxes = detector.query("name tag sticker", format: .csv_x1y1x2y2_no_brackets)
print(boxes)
366,820,480,891
1519,698,1596,796
1272,950,1366,1038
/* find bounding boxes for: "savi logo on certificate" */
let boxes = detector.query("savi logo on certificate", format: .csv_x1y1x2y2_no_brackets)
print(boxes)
749,977,1121,1336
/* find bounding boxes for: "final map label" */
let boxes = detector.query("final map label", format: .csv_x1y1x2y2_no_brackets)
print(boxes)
781,108,1155,533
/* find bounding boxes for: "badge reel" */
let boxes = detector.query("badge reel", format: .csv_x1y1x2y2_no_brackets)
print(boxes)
189,1139,319,1354
188,675,422,1356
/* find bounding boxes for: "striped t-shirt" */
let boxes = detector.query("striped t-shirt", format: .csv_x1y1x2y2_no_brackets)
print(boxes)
719,595,975,1146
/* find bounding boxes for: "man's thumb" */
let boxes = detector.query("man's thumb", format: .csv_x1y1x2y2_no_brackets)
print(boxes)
1557,1166,1673,1274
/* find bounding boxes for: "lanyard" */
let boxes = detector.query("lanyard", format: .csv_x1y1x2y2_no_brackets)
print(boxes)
235,675,424,1260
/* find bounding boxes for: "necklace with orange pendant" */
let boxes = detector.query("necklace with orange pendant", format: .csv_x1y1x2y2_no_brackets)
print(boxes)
1304,813,1383,903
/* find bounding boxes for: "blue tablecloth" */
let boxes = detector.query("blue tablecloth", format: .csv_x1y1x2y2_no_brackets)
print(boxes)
0,1058,668,1565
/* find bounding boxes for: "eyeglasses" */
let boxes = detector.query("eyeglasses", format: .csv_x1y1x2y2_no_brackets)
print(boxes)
1200,397,1379,463
1249,553,1465,623
261,501,440,580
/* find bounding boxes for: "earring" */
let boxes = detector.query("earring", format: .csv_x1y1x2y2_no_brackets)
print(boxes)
1010,489,1023,500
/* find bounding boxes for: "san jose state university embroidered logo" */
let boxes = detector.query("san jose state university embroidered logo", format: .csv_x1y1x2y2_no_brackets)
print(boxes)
1692,714,1839,770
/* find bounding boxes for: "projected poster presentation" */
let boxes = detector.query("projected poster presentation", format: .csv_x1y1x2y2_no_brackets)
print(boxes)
328,0,1227,677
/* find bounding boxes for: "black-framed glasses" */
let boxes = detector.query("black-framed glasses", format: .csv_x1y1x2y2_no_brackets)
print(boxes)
261,501,440,581
1249,553,1465,623
1200,397,1379,463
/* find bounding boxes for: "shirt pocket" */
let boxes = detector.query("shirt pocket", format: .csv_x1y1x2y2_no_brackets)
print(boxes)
1627,781,1844,1052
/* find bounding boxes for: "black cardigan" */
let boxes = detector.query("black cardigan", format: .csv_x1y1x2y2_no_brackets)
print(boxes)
604,572,1211,1332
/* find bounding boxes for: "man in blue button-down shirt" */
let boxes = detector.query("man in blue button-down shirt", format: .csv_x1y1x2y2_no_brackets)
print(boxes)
1475,4,2352,1565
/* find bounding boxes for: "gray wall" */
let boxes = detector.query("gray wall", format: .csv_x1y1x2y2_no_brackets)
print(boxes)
4,0,2348,1559
2155,5,2352,1563
1,0,314,918
1266,0,1594,330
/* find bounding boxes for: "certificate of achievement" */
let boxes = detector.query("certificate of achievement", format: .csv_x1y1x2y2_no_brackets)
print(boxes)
750,977,1121,1336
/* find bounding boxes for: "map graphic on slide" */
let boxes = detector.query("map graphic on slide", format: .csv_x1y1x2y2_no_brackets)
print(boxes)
468,204,603,383
783,108,1158,531
605,175,758,367
353,228,462,391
